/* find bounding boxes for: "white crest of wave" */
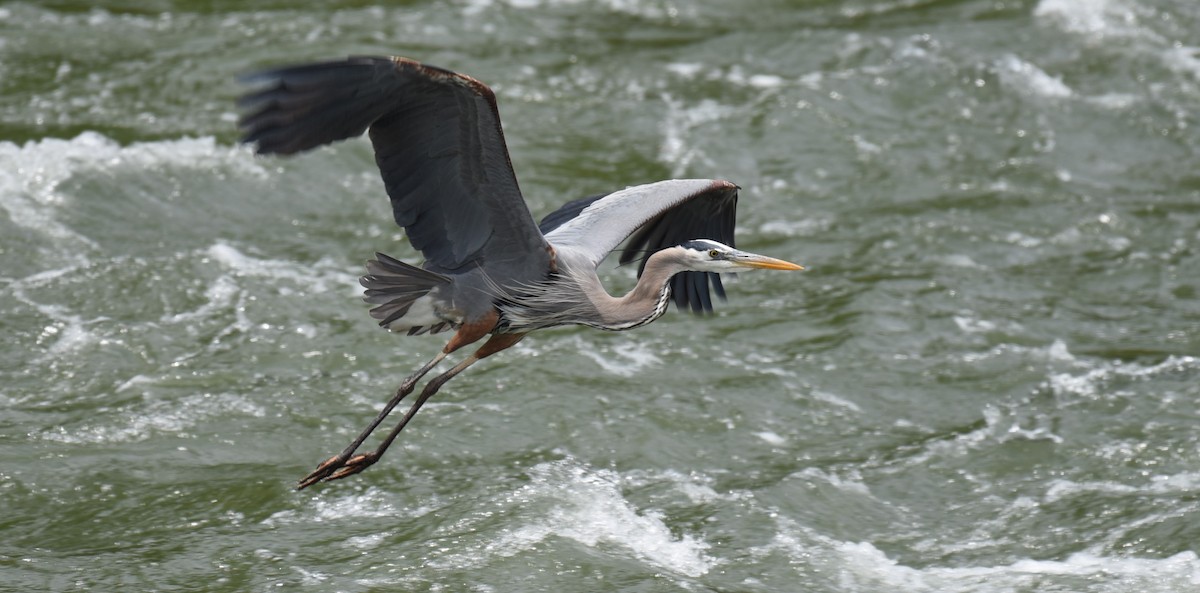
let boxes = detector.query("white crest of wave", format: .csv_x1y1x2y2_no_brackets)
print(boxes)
795,466,873,497
1033,0,1144,39
204,241,359,296
755,431,787,446
262,487,422,527
658,94,733,177
836,540,1200,592
573,335,662,377
425,457,714,577
515,459,714,576
38,391,266,444
621,467,737,505
765,516,1200,592
1034,0,1196,104
1046,353,1198,400
1162,45,1200,80
996,55,1073,99
1044,470,1200,504
0,132,262,203
0,132,263,252
462,0,694,20
9,265,97,359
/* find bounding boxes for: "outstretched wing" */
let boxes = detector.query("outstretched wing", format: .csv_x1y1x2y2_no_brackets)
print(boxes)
541,179,739,314
238,56,549,275
537,193,606,235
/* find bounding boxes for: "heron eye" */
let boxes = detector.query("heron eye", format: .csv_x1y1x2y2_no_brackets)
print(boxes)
708,249,720,258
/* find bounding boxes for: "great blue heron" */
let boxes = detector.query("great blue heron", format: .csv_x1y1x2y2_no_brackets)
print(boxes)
237,56,803,489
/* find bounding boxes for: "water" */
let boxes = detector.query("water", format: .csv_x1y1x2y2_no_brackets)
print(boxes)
2,0,1199,591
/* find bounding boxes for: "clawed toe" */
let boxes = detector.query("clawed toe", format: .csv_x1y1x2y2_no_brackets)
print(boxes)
297,454,345,490
296,452,381,489
327,453,380,481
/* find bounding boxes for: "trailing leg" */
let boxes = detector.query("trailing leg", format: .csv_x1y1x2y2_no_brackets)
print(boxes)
297,350,448,489
317,332,527,485
295,315,506,489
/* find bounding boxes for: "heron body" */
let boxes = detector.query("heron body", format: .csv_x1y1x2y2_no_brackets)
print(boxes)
238,56,803,488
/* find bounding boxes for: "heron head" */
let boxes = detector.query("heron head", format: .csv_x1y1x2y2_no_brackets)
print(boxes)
675,239,804,272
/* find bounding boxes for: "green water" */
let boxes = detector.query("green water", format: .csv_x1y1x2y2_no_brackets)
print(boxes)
2,1,1199,591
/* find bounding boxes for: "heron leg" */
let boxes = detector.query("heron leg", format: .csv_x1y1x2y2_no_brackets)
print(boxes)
297,350,448,490
318,332,528,485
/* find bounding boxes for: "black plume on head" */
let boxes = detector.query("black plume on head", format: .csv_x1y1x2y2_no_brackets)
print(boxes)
678,239,726,252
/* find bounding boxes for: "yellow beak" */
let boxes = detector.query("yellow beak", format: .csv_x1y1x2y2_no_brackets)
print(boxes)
734,252,805,271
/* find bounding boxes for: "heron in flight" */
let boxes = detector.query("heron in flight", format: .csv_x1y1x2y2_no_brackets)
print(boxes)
237,56,804,489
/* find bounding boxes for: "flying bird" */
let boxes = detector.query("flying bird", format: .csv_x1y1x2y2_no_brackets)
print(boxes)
237,56,804,489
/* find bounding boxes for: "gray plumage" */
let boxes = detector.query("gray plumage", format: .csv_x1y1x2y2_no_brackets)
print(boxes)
237,55,803,488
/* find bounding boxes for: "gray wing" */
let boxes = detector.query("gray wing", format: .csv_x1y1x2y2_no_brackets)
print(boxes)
537,192,606,235
542,179,739,314
238,56,549,275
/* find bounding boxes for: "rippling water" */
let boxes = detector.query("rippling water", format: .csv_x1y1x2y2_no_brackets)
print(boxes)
2,1,1199,591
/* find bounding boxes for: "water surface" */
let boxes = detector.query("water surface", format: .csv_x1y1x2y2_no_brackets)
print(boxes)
2,0,1199,591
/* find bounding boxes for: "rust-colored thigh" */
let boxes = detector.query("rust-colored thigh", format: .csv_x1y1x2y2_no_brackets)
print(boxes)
474,332,527,359
442,309,500,354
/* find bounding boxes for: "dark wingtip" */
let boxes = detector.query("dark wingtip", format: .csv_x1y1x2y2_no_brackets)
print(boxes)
233,57,399,155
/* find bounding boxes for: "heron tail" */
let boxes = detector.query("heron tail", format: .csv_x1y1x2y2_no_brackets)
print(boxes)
361,253,451,331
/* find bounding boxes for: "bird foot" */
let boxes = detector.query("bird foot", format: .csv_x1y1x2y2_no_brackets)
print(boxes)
296,452,381,490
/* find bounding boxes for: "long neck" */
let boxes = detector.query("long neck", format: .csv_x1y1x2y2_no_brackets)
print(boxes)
592,250,685,331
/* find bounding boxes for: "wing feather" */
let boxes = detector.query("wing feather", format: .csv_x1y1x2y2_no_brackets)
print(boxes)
238,56,548,277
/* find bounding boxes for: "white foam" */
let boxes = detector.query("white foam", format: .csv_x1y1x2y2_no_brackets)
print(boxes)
525,460,714,576
36,305,94,358
1,135,286,358
1046,354,1198,400
955,339,1077,367
837,540,1200,591
747,74,785,89
38,391,265,444
263,487,435,527
764,516,1200,591
463,0,691,20
796,467,872,497
851,134,882,156
1045,471,1200,504
758,217,831,237
658,95,733,177
7,263,102,359
621,468,744,505
204,242,358,294
147,242,362,347
665,62,703,78
164,274,241,326
755,431,787,446
798,71,823,89
1033,0,1154,41
1162,45,1200,79
0,136,100,252
937,254,985,268
872,395,1071,472
810,389,863,413
342,532,388,550
0,132,264,254
953,315,996,334
574,335,662,377
1035,0,1117,36
423,458,714,577
996,55,1073,99
1004,231,1044,247
1046,338,1075,362
1086,92,1141,109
